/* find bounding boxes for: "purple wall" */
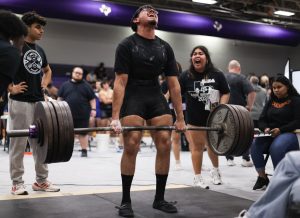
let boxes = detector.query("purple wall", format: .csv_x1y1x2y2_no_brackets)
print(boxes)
1,0,300,46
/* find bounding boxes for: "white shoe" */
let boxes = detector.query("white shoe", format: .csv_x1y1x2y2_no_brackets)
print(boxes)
227,159,236,166
241,159,253,167
210,168,222,185
174,163,183,171
11,184,28,195
193,175,209,189
32,181,60,192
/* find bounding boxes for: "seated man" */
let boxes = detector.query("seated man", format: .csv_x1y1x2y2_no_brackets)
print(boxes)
238,150,300,218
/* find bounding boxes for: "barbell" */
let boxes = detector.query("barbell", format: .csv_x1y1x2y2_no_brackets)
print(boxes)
7,101,256,164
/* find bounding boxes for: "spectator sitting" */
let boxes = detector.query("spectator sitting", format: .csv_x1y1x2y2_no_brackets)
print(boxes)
251,76,300,191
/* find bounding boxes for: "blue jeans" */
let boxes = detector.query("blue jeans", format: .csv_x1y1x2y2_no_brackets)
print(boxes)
251,133,299,172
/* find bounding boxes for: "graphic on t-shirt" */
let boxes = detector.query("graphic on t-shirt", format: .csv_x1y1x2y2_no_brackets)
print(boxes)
132,43,166,69
188,79,216,103
23,49,43,74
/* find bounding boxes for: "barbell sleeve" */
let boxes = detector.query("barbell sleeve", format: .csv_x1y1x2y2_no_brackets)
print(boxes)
6,129,30,137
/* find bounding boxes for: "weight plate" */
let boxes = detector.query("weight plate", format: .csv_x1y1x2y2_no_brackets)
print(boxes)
60,101,74,162
44,102,59,163
207,104,240,156
33,102,53,164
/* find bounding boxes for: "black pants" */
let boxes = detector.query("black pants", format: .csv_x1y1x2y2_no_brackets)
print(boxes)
121,86,171,120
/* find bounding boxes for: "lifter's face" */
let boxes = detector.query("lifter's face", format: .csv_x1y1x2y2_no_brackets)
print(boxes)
191,48,207,73
27,23,44,41
135,8,158,28
272,81,288,99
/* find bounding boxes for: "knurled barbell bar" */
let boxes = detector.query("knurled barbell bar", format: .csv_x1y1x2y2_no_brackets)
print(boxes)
7,101,256,164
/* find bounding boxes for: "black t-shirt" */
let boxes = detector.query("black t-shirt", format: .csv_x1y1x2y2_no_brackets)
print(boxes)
58,80,95,120
258,96,300,133
10,42,48,102
114,33,178,87
0,38,21,96
179,70,230,125
224,72,254,106
0,38,20,80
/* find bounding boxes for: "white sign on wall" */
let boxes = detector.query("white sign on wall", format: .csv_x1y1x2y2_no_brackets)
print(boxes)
292,71,300,93
284,59,300,93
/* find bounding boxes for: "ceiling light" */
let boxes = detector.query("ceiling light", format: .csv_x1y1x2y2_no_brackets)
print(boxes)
192,0,218,5
274,10,295,16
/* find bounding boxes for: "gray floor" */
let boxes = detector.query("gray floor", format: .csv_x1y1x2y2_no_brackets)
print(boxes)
0,187,254,218
0,136,273,203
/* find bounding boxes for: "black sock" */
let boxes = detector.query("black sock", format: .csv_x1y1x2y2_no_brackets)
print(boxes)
155,174,168,201
121,174,134,204
226,156,234,161
243,156,250,161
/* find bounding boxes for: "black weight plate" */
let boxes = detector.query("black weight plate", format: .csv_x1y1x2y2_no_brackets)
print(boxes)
44,102,59,163
230,105,248,156
225,104,243,156
33,102,53,164
50,101,66,163
237,106,254,156
207,104,240,156
54,101,70,162
60,101,74,162
222,104,241,156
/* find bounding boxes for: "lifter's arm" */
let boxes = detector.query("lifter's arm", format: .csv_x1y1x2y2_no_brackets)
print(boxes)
41,65,52,89
111,73,128,133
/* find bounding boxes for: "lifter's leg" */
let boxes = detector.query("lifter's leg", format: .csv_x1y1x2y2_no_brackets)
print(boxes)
148,114,178,213
118,115,144,217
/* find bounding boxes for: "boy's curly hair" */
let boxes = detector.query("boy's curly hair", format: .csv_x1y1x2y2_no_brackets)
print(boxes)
22,11,46,26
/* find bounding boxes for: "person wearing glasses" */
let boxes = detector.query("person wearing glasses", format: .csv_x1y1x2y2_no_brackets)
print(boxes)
58,67,96,157
111,4,186,217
